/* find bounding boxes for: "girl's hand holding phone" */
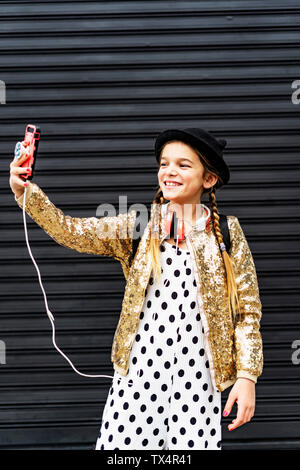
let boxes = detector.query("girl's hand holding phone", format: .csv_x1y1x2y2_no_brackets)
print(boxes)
9,140,31,199
10,124,40,199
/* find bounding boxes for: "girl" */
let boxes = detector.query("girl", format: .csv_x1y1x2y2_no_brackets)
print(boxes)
10,127,263,450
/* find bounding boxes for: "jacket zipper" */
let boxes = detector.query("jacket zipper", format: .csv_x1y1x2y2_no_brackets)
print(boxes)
128,232,170,350
124,234,161,374
184,233,217,391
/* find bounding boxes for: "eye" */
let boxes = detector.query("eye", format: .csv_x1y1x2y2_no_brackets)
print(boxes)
160,163,190,167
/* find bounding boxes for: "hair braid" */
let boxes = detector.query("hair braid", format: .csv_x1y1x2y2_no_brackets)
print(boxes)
149,188,165,284
209,187,241,322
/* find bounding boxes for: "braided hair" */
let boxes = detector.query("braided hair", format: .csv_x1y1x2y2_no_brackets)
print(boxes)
149,140,241,322
209,186,241,322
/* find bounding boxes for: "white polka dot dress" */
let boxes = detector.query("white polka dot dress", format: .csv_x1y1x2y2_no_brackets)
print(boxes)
95,241,222,450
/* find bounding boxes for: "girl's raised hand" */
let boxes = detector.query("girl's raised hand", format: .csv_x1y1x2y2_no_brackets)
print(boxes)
9,141,31,198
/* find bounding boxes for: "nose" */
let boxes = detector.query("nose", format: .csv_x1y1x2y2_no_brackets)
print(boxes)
166,164,178,176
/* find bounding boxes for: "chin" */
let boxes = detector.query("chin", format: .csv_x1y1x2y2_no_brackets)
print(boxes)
160,186,184,203
162,194,182,203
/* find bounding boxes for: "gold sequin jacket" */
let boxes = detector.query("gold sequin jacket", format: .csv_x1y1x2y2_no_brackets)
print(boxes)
15,182,263,392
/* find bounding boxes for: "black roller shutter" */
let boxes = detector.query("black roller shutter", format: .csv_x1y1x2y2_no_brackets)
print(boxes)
0,0,299,450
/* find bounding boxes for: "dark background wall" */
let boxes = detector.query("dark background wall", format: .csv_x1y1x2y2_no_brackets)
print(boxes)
0,0,299,450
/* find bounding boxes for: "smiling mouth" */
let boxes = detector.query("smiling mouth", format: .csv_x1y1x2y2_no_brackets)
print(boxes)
164,182,183,188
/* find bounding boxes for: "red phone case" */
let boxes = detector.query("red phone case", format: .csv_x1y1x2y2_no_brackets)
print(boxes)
18,124,41,181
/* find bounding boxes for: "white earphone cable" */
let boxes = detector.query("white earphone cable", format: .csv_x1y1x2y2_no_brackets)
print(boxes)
22,186,114,379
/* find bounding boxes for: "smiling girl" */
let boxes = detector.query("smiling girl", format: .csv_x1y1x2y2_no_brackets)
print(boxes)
10,127,263,450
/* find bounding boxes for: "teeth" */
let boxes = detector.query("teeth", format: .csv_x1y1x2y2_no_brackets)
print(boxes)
165,182,181,186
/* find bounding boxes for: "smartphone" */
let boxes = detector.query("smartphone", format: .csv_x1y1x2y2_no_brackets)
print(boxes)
14,124,41,181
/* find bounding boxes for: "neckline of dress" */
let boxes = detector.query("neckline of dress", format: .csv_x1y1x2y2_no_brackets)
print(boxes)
163,240,190,254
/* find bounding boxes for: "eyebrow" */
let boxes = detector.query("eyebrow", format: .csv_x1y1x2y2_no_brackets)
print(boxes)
160,156,193,164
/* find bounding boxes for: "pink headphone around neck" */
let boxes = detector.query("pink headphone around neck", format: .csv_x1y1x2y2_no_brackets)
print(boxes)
164,206,211,242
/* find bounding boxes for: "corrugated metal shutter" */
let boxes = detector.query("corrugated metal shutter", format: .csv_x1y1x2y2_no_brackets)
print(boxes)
1,0,299,450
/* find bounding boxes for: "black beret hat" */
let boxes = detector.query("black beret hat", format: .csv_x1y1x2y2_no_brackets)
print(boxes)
154,127,230,188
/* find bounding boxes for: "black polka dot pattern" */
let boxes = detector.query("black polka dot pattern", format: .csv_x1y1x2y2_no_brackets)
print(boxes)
95,240,222,451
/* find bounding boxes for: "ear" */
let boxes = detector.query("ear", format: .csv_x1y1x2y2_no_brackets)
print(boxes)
203,173,218,189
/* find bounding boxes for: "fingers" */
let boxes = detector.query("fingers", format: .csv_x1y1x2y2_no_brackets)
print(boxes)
223,391,237,418
11,165,30,176
10,165,30,187
9,141,31,196
228,404,255,431
11,141,29,168
228,417,243,431
10,163,31,192
10,172,28,189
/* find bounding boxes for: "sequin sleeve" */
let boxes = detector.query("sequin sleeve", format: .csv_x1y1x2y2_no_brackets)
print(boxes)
228,216,263,385
14,181,136,269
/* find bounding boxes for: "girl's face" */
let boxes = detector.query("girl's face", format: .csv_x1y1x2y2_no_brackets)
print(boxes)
158,141,218,205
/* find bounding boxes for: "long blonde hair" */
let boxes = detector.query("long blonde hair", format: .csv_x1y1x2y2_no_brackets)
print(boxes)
148,140,241,322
